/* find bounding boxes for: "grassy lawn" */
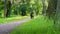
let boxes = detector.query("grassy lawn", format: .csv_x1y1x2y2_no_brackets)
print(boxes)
0,16,29,24
10,15,60,34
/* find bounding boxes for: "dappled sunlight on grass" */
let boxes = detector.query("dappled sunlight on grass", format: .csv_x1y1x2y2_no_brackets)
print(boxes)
0,16,29,24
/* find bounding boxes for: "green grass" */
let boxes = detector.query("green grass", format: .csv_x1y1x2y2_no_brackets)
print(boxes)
10,15,60,34
0,16,29,24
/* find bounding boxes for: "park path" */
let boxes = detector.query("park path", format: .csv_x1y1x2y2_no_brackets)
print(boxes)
0,18,31,34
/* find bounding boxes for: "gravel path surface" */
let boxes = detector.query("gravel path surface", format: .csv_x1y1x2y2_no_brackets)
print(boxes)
0,18,31,34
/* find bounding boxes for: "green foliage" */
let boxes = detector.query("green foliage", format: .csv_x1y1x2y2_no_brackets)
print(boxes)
0,0,44,17
0,1,4,11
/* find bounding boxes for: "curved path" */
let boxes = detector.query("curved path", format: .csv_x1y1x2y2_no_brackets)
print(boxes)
0,18,31,34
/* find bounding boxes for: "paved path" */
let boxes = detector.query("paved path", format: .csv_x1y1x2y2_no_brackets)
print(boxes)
0,18,31,34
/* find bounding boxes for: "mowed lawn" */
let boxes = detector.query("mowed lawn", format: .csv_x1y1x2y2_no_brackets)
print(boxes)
10,16,60,34
0,16,28,24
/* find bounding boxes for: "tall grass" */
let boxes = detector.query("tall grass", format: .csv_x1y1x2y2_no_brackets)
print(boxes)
10,15,60,34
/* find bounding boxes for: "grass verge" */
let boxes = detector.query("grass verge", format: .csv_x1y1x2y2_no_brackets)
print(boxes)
0,16,29,24
10,15,60,34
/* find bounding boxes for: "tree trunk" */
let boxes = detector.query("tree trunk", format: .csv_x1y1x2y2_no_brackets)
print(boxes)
46,0,57,18
42,0,46,15
6,1,11,17
54,0,60,25
4,0,7,18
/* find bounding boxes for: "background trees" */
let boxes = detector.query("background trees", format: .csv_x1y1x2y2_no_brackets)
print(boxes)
0,0,60,21
0,0,43,18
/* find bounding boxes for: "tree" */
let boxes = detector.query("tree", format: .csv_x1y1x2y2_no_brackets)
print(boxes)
46,0,57,18
4,0,12,17
6,1,11,17
54,0,60,25
42,0,46,15
21,5,27,16
30,11,34,19
20,0,31,16
4,0,7,18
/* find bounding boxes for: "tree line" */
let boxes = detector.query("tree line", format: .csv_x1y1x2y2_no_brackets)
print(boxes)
0,0,60,25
